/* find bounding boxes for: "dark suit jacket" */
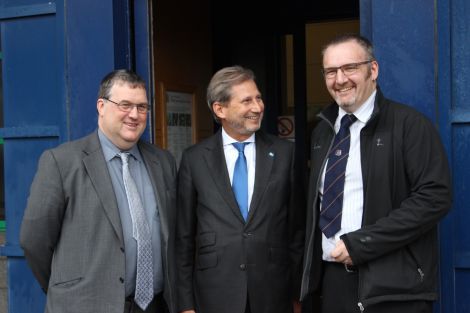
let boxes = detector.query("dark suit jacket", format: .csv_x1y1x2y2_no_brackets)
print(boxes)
20,131,177,313
176,130,304,313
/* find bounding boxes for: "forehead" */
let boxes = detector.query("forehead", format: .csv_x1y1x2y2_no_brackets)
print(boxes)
323,40,368,66
229,80,259,98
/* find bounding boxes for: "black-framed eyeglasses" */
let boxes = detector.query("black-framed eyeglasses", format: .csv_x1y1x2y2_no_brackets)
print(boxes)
102,98,150,114
322,60,374,79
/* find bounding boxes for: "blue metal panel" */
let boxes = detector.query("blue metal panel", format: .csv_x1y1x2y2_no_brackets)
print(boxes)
435,0,454,312
361,0,470,312
452,124,470,254
8,258,46,311
2,15,62,128
133,0,152,142
455,269,470,313
451,0,470,114
0,2,55,19
64,0,120,140
0,1,64,312
365,0,436,120
441,0,470,312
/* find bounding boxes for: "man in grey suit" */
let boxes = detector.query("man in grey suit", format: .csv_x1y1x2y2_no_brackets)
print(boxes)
20,69,177,313
176,66,304,313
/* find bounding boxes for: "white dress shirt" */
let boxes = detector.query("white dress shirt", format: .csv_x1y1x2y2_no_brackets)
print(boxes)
320,90,376,261
222,128,256,210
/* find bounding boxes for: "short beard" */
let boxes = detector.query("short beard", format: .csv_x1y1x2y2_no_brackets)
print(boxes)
227,119,261,136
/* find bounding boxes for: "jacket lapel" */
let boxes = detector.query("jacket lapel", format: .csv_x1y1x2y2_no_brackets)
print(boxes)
203,131,246,223
82,133,124,244
140,143,170,242
248,131,274,221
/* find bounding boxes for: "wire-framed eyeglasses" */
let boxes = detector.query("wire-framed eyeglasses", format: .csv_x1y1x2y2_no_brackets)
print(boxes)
102,98,150,114
322,60,374,79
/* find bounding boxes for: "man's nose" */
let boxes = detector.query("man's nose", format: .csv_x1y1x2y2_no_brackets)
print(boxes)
251,99,264,112
335,68,348,84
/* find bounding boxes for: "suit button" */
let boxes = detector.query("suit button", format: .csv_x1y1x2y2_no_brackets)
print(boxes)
119,277,124,283
120,247,125,253
239,264,247,271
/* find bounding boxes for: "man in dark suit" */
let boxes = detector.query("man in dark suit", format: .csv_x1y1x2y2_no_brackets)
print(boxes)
20,69,177,313
176,66,304,313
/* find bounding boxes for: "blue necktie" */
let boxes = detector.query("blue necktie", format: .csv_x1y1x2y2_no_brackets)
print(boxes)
319,114,357,238
232,142,249,221
119,152,154,310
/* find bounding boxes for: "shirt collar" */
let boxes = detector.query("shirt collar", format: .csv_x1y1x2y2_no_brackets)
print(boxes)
98,129,142,162
221,127,256,146
338,89,376,124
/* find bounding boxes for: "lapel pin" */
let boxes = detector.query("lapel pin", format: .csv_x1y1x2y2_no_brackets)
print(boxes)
269,152,274,157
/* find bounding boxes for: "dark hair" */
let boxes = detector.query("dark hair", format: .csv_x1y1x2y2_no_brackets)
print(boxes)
322,33,376,61
206,65,256,122
97,69,146,99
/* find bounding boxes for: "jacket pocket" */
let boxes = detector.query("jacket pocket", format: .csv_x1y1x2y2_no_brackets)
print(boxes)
360,247,432,303
197,232,216,249
52,277,83,288
197,251,218,270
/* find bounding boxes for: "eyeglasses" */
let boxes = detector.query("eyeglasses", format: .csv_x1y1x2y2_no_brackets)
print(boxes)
102,98,150,114
322,60,374,79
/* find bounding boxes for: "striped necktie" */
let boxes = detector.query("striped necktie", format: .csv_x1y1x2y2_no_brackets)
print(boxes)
319,114,357,238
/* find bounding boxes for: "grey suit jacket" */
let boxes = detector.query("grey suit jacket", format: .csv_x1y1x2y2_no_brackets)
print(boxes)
20,131,177,313
176,130,305,313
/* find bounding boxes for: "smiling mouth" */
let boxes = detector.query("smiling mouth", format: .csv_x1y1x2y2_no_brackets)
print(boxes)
338,86,354,93
124,122,139,128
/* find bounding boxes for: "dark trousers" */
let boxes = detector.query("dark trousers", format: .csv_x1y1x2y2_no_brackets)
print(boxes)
320,261,433,313
124,292,168,313
245,296,251,313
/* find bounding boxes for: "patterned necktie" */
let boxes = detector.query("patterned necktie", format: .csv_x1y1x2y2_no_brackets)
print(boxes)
232,142,249,221
319,114,357,238
119,152,154,310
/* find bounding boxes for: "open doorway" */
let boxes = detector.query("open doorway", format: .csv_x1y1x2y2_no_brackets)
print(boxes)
150,0,359,168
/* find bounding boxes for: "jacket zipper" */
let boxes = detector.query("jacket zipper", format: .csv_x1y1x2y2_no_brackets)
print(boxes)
417,267,425,281
300,114,335,299
406,246,425,282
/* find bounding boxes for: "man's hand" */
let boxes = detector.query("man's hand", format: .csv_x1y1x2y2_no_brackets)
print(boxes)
330,239,353,265
293,300,302,313
180,310,196,313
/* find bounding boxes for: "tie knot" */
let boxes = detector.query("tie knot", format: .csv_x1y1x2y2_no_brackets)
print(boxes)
232,142,248,153
118,152,131,164
340,114,357,129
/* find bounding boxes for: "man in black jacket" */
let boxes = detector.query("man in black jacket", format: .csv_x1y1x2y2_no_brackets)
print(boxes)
300,34,452,313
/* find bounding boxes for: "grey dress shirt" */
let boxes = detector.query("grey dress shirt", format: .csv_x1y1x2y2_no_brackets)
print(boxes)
98,130,164,296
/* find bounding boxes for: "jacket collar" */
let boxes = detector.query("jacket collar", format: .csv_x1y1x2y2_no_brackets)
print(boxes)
318,87,385,128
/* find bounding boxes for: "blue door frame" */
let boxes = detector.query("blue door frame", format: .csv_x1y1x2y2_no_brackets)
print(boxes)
0,1,152,312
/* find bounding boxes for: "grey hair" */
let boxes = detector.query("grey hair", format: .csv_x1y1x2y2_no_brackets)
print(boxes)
206,65,255,123
321,33,376,61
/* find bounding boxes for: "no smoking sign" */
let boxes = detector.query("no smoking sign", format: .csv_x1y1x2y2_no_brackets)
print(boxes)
277,115,295,139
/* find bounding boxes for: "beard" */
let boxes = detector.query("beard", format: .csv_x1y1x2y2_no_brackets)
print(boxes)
226,115,262,136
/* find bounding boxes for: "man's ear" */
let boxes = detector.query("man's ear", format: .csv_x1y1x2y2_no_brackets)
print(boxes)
97,98,105,116
213,101,226,120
